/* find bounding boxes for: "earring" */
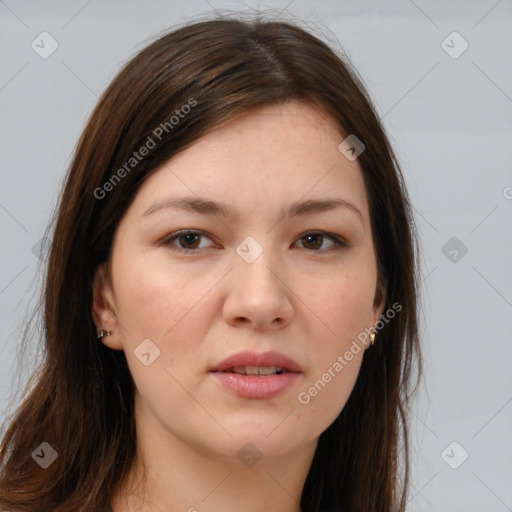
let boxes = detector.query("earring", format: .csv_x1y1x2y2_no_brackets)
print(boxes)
97,329,113,339
370,332,376,345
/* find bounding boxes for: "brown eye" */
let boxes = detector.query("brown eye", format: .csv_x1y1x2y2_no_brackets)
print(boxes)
296,231,347,252
161,230,215,252
176,233,201,249
300,233,324,250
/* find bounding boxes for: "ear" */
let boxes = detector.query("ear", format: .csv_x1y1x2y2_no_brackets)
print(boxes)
371,279,387,326
92,264,123,350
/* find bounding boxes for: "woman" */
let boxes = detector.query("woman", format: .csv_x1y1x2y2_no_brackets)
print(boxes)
0,13,422,512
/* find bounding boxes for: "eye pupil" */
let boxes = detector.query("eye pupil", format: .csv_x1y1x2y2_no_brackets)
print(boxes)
303,234,322,249
182,233,200,248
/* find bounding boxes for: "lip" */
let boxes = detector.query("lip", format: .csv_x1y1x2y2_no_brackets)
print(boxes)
209,350,302,373
209,350,303,400
211,372,301,399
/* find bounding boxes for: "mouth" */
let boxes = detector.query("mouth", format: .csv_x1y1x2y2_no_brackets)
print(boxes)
220,366,292,376
209,350,302,374
209,351,302,399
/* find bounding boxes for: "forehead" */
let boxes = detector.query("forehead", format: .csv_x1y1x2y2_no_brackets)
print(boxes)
127,101,370,224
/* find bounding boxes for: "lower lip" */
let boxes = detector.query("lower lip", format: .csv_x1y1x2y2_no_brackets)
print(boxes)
210,371,301,399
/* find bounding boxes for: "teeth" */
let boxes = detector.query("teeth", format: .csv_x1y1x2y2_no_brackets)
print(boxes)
230,366,286,375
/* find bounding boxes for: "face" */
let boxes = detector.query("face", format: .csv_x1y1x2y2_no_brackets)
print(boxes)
93,101,385,463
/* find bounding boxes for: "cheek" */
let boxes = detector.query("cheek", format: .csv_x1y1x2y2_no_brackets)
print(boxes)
296,267,374,417
306,267,376,346
111,259,205,408
112,255,205,337
298,352,363,431
111,254,216,384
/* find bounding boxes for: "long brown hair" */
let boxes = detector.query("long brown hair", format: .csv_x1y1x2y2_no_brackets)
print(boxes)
0,12,422,512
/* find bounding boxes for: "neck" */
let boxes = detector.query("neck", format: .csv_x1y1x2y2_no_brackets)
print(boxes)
111,391,317,512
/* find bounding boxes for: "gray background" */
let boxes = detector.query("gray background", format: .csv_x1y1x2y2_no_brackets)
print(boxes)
1,0,511,510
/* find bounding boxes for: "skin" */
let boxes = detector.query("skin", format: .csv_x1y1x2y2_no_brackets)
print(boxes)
92,100,386,512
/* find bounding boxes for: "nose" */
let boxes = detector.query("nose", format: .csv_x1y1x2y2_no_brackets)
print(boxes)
222,246,294,330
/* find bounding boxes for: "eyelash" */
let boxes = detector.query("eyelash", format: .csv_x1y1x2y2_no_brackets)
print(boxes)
159,230,348,254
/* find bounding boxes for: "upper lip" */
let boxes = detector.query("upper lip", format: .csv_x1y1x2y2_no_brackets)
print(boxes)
210,350,302,373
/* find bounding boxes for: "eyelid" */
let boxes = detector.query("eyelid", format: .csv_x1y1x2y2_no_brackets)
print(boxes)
159,229,348,253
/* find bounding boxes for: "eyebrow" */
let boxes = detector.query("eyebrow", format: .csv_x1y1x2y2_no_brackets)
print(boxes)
141,195,364,223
